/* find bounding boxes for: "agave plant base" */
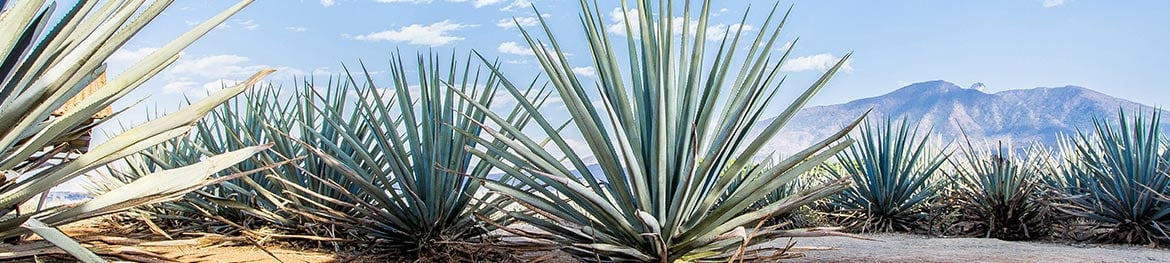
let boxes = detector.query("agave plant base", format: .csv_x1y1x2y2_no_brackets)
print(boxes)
826,211,925,233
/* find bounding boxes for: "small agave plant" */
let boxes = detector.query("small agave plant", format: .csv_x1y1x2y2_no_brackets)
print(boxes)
0,0,265,261
949,140,1053,240
459,0,864,261
1055,109,1170,244
827,117,949,233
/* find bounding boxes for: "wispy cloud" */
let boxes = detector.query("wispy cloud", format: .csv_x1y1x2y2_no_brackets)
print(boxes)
572,66,596,78
498,0,531,11
350,20,475,47
108,47,161,70
1042,0,1065,8
171,54,268,79
284,26,308,32
497,41,531,55
781,53,853,72
474,0,506,8
496,16,540,29
320,0,335,7
375,0,434,3
238,19,259,30
135,52,304,95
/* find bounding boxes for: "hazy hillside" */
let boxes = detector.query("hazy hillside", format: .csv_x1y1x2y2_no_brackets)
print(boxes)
761,80,1170,155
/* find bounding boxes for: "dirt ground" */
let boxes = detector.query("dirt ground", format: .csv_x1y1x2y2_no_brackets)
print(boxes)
783,233,1170,263
140,234,1170,262
12,218,1170,262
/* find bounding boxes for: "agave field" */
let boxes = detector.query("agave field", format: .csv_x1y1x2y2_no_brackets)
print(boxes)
1,0,1169,262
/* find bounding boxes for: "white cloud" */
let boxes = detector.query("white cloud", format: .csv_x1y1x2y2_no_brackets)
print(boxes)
607,7,639,36
161,81,199,93
496,16,540,29
320,0,336,7
154,53,305,95
572,66,596,78
704,23,753,40
1042,0,1065,8
779,41,793,51
497,41,531,55
108,47,160,70
375,0,434,3
170,54,267,78
238,19,259,30
781,53,853,73
312,67,334,76
284,26,308,32
505,59,529,64
351,20,474,47
499,0,530,11
474,0,505,8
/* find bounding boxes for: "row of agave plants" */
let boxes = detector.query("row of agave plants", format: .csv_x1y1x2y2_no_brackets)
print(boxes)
86,0,867,262
787,111,1170,246
6,0,1163,262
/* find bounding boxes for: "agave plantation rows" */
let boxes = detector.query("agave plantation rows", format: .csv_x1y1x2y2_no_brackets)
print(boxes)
3,0,1169,262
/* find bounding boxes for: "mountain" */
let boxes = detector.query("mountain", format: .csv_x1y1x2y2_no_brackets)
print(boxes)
760,80,1170,155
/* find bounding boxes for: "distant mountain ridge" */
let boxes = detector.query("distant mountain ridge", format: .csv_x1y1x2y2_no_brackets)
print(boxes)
761,80,1170,155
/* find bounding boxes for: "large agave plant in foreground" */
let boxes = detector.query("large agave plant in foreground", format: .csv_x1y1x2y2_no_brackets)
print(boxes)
1056,110,1170,244
828,117,948,233
463,0,863,261
950,141,1053,240
0,0,264,261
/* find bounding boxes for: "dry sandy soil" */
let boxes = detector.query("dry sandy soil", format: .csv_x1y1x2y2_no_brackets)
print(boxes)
11,218,1170,262
112,234,1170,262
784,233,1170,263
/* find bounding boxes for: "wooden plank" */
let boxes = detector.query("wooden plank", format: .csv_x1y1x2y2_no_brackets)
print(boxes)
52,72,112,119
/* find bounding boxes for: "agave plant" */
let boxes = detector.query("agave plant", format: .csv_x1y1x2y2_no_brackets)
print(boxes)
949,140,1053,240
0,0,264,261
458,0,863,261
827,117,948,233
275,53,553,253
1056,109,1170,244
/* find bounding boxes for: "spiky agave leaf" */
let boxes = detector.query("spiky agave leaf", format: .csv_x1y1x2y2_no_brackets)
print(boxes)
949,140,1054,240
1056,109,1170,244
827,117,948,233
460,0,862,261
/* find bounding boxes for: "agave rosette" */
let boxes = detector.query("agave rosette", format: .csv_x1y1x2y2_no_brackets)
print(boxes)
458,0,863,261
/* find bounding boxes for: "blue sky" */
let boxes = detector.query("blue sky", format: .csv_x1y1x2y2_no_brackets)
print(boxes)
58,0,1170,191
102,0,1170,113
91,0,1170,142
95,0,1170,155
